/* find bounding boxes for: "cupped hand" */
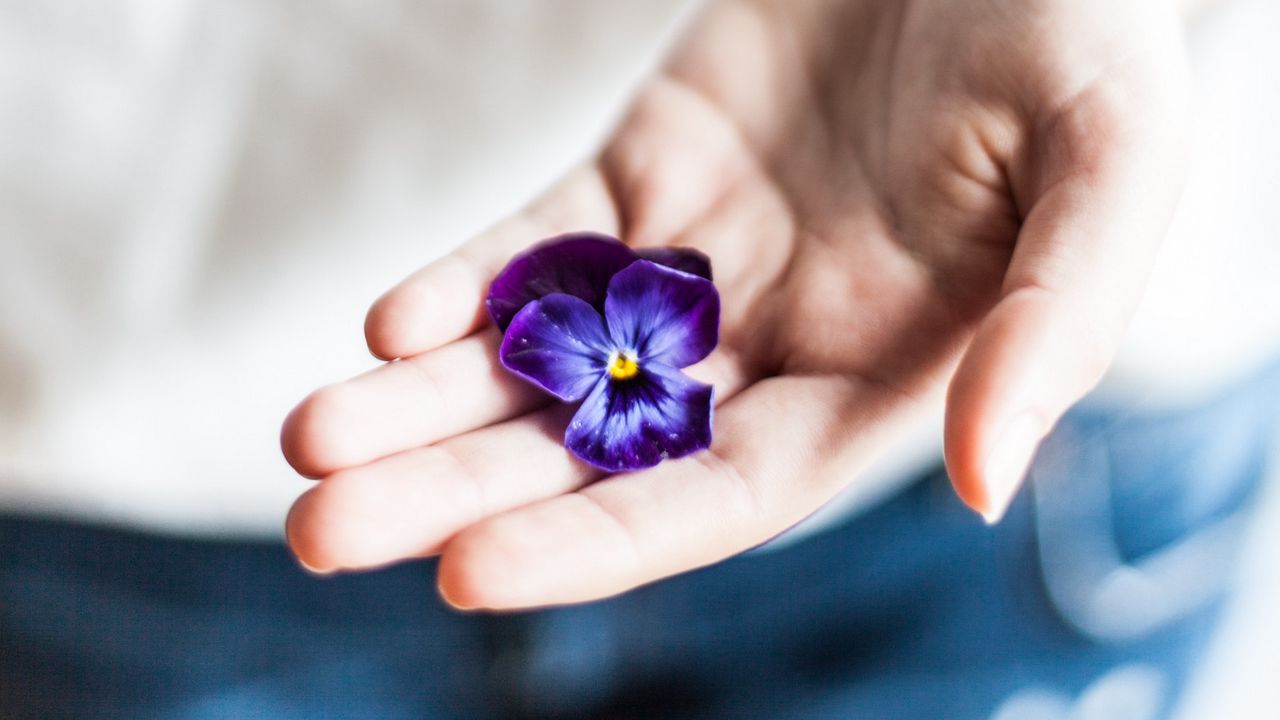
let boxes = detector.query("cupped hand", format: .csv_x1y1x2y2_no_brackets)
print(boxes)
281,0,1189,608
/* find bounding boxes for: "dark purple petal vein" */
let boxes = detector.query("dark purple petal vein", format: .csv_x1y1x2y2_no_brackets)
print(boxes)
565,364,714,472
604,261,719,369
499,293,612,402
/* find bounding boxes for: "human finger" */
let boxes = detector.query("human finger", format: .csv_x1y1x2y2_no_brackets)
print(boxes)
281,328,548,479
435,373,929,609
365,165,620,360
944,60,1189,522
286,347,755,572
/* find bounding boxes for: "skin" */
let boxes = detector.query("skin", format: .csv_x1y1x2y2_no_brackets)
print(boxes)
281,0,1192,609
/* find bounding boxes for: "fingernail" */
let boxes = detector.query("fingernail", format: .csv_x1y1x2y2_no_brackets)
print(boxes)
297,558,338,577
980,411,1045,524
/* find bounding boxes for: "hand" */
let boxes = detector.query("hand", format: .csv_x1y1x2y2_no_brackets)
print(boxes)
281,0,1189,608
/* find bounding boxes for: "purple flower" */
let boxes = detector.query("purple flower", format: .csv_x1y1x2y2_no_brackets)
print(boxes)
488,234,718,472
486,232,712,331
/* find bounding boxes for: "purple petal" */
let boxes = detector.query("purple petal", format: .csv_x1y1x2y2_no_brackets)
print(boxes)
604,261,719,369
499,293,611,402
635,247,713,281
565,364,713,472
486,232,636,331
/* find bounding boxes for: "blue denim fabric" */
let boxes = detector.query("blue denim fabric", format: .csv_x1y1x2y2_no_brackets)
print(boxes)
3,360,1278,720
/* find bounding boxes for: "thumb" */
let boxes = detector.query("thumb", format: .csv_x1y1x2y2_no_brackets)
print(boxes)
945,79,1187,522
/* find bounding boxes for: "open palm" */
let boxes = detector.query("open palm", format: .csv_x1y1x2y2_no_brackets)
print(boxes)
282,0,1188,609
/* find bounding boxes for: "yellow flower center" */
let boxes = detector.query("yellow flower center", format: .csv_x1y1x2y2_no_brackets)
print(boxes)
607,352,640,381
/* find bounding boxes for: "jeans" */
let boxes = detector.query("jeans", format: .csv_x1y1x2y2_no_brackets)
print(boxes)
3,360,1278,720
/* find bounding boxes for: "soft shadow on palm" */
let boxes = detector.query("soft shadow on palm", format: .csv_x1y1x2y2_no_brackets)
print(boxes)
282,0,1187,608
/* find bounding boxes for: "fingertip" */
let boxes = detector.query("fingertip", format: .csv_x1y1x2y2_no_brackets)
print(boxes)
286,471,435,574
437,518,545,611
363,290,403,361
285,486,339,574
979,410,1046,523
365,282,432,361
365,255,490,360
942,414,991,520
945,289,1082,520
280,383,366,479
947,399,1046,524
942,433,986,519
280,398,323,480
435,548,481,611
436,530,496,611
943,315,1006,518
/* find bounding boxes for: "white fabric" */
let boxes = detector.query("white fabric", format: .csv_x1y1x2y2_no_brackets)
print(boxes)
1100,0,1280,406
0,0,691,534
0,0,1276,539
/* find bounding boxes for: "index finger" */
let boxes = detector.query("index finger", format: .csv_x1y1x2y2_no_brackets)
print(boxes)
365,165,620,360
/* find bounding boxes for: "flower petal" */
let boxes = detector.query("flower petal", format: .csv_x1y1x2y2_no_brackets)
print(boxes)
486,232,636,331
499,294,611,402
635,247,713,281
565,364,713,471
604,261,719,369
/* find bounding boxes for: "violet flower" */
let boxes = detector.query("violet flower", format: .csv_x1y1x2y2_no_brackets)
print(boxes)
487,233,718,472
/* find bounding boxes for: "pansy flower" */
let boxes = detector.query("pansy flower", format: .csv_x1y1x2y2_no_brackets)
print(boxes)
487,233,719,472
